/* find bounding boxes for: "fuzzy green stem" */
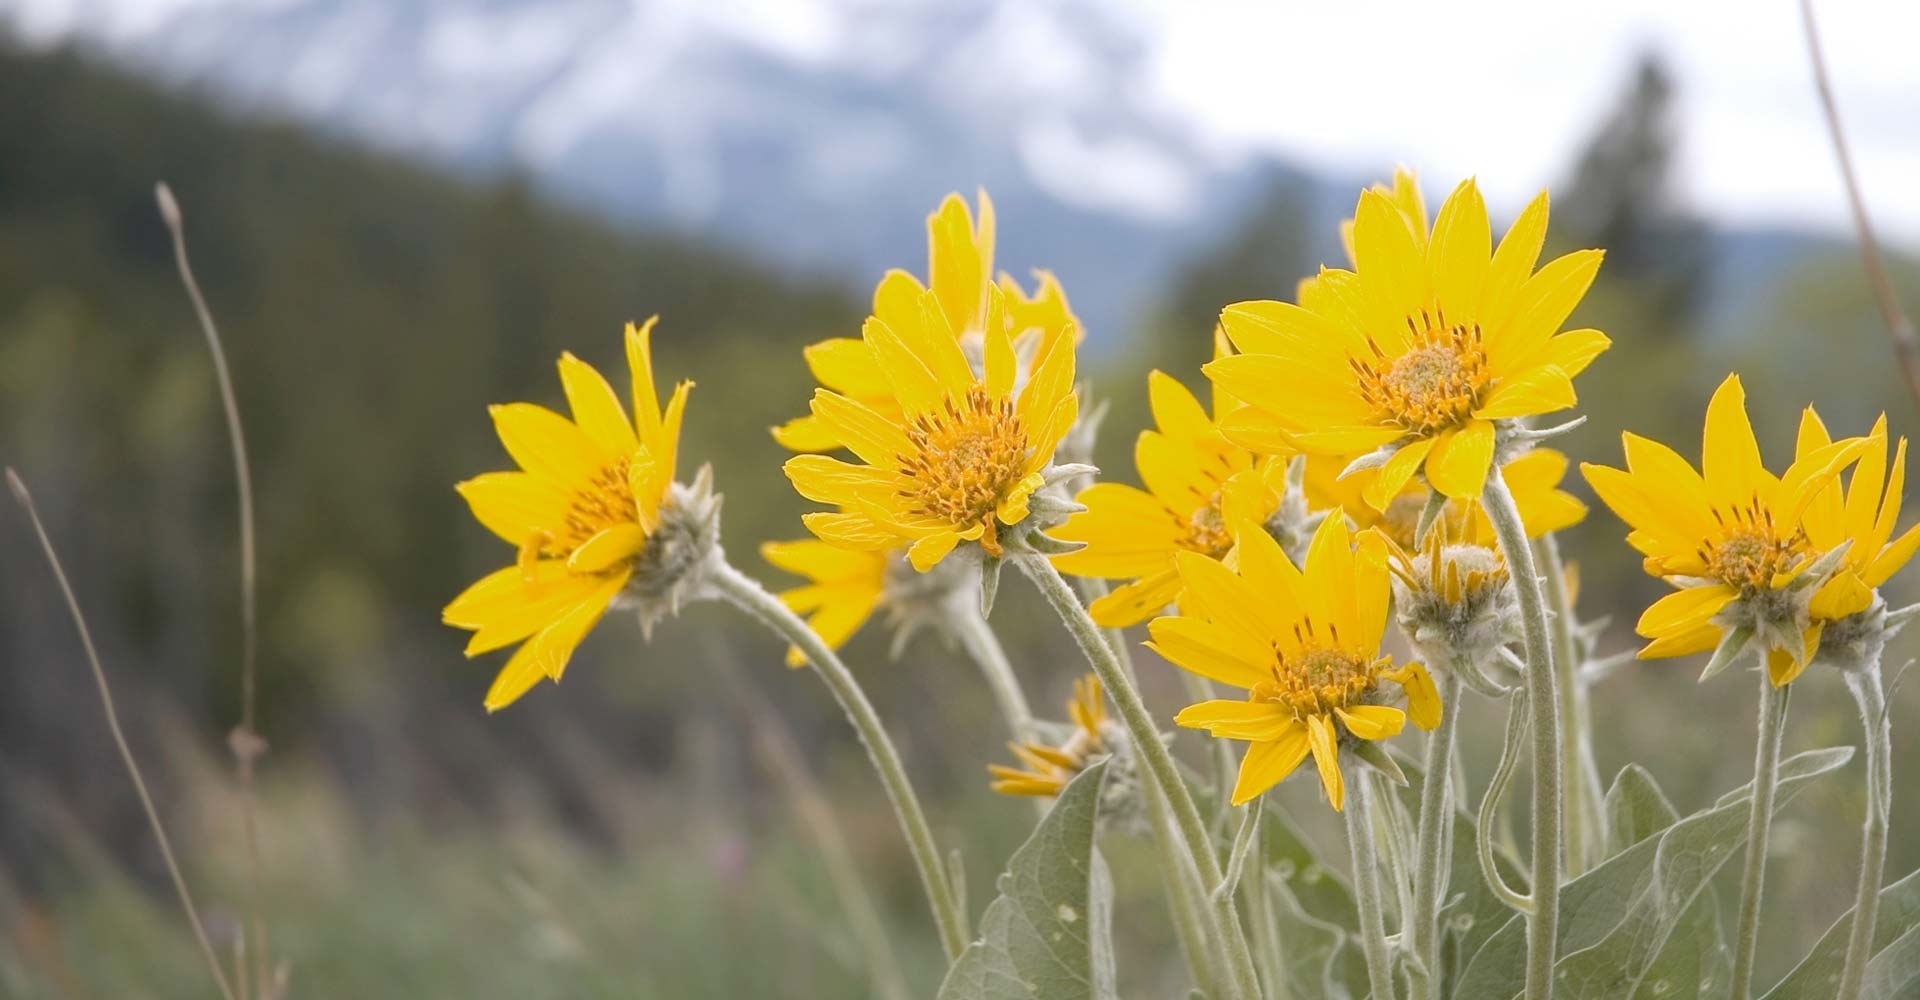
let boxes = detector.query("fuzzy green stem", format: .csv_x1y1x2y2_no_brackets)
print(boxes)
1730,666,1789,1000
1245,806,1288,1000
946,605,1036,742
1182,670,1240,831
1015,554,1262,1000
1478,690,1534,915
1345,769,1400,1000
1482,466,1561,1000
1140,758,1228,998
709,558,968,960
1217,802,1261,902
1836,664,1890,1000
1410,670,1464,1000
1536,535,1606,877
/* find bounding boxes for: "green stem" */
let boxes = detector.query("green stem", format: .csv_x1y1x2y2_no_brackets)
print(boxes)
1536,534,1606,877
709,558,969,960
1141,758,1227,999
1729,665,1789,1000
1345,769,1400,1000
1218,802,1261,901
1477,691,1534,915
1410,670,1465,1000
1245,804,1288,1000
1482,467,1562,1000
946,603,1036,742
1836,664,1890,1000
1015,554,1262,1000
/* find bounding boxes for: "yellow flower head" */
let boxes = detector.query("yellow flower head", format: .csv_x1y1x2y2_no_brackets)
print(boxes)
785,278,1079,571
1305,447,1587,551
1208,174,1610,501
1581,374,1868,686
1150,515,1441,810
1049,368,1286,627
761,538,888,667
989,674,1110,798
444,319,694,711
774,190,1080,451
1796,411,1920,624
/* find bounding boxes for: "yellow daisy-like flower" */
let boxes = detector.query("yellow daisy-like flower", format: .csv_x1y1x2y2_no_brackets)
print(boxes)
1796,411,1920,625
989,674,1110,798
774,190,1079,451
1208,176,1610,500
784,283,1078,570
1581,374,1868,686
1049,368,1286,627
1150,515,1441,810
444,319,693,711
761,538,888,668
1305,447,1587,551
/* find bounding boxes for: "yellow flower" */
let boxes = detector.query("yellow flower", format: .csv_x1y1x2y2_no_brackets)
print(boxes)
1049,368,1286,627
1305,447,1587,550
989,674,1110,798
1208,176,1610,500
761,539,888,667
1150,515,1441,810
1581,374,1868,685
1796,411,1920,624
444,319,694,711
784,280,1078,570
774,190,1079,451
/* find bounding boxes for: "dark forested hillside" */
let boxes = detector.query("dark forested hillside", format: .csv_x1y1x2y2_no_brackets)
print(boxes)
0,39,860,868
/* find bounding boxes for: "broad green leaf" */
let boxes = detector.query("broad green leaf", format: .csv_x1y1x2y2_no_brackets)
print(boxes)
1632,885,1730,1000
937,762,1115,1000
1762,869,1920,1000
1263,872,1358,1000
1605,763,1680,857
1455,747,1854,1000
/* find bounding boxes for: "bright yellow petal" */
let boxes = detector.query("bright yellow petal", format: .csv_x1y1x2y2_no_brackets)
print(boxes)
1391,663,1443,730
1087,568,1184,628
456,472,569,546
1307,714,1345,812
908,530,961,572
1362,437,1434,512
1428,178,1490,327
490,403,603,488
1145,616,1274,691
567,523,647,573
1475,366,1576,421
1230,724,1312,806
1637,584,1738,637
558,352,638,457
1425,420,1496,499
1335,704,1406,741
1175,700,1298,741
1702,374,1763,508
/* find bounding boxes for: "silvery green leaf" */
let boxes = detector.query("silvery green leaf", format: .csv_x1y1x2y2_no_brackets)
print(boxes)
1265,873,1359,1000
979,556,1001,618
1455,747,1854,999
1761,869,1920,999
1603,764,1680,858
1698,625,1754,683
937,762,1115,1000
1414,490,1449,546
1351,739,1409,786
1632,885,1730,1000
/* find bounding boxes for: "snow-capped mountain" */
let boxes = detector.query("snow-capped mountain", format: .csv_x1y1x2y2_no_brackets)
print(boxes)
6,0,1331,338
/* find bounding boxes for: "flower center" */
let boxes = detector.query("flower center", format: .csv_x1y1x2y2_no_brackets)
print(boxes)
552,457,637,555
1352,315,1490,434
1253,627,1380,719
897,385,1030,539
1702,526,1804,596
1183,492,1233,558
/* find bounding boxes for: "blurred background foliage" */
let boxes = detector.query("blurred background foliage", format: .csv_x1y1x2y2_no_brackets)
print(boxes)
3,35,1919,999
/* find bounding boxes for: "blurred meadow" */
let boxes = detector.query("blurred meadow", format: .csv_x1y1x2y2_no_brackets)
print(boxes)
3,2,1920,997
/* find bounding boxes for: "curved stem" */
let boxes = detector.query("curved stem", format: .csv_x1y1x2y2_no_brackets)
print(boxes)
1536,534,1606,877
1410,670,1465,1000
1217,802,1261,901
945,604,1035,742
10,470,238,1000
1245,806,1288,1000
1015,555,1262,1000
1478,690,1535,915
1345,769,1400,1000
708,558,968,960
1730,666,1789,1000
1482,467,1562,1000
1837,665,1890,1000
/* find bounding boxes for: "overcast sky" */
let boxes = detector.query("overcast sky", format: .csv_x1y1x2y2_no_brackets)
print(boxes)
1134,1,1918,244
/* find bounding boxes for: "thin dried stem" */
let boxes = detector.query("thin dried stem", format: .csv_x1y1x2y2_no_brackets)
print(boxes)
1799,0,1920,411
8,468,238,1000
156,181,271,995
